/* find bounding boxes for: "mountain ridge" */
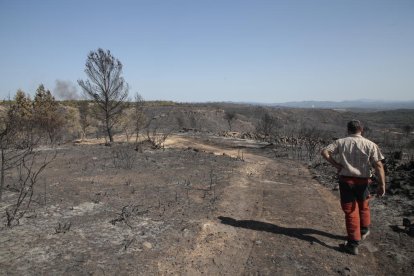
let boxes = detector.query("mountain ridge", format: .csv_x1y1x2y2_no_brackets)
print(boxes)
268,100,414,110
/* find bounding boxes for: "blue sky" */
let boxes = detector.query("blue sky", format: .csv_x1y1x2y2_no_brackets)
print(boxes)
0,0,413,102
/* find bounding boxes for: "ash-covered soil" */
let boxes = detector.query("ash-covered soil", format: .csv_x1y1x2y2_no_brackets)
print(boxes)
0,139,241,275
0,134,413,275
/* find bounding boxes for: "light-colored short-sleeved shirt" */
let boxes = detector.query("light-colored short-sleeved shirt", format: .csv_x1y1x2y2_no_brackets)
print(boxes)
324,134,384,178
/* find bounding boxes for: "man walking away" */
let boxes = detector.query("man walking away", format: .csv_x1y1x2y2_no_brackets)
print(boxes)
321,120,386,255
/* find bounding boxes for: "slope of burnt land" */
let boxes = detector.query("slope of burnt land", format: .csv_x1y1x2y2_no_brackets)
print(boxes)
1,132,413,275
0,141,242,275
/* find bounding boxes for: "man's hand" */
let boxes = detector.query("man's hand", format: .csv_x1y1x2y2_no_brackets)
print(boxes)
377,185,386,197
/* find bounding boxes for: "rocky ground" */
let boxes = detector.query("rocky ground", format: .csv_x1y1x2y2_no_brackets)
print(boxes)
0,133,413,275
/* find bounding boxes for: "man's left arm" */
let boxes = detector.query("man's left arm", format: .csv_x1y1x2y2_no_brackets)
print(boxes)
374,160,386,197
370,144,386,196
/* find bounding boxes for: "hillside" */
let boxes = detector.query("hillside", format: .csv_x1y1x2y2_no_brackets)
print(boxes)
1,101,413,275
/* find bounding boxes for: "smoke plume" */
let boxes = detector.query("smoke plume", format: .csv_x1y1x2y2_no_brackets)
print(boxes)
53,80,80,100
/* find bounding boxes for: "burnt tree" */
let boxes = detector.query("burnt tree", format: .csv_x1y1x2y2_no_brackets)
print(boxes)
224,111,236,131
78,49,129,142
78,100,90,140
132,92,147,147
256,112,278,142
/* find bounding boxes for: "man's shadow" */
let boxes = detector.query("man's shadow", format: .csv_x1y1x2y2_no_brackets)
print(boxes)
218,216,345,251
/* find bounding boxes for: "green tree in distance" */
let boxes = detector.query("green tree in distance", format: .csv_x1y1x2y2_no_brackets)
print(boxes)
33,84,64,143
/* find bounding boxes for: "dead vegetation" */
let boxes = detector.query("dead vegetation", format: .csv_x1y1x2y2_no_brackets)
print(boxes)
5,152,56,227
111,144,137,169
110,205,149,228
0,98,413,274
54,221,72,234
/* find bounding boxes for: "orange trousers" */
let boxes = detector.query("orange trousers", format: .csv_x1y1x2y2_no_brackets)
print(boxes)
339,176,371,242
341,199,370,241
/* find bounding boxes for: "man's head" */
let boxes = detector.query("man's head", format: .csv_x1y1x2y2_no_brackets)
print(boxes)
347,120,363,134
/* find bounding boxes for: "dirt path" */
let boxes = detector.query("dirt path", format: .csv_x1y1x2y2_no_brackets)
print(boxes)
160,135,383,275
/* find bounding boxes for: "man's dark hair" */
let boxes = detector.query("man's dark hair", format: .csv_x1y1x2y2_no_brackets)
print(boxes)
347,120,363,134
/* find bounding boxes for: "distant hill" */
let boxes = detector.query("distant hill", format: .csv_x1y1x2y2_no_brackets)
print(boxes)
270,100,414,111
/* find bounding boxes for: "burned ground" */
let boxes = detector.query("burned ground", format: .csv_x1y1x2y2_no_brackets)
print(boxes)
1,103,414,275
0,140,241,275
1,133,413,275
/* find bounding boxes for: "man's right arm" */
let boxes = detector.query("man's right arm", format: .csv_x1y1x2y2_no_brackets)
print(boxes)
321,149,343,173
374,160,386,197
